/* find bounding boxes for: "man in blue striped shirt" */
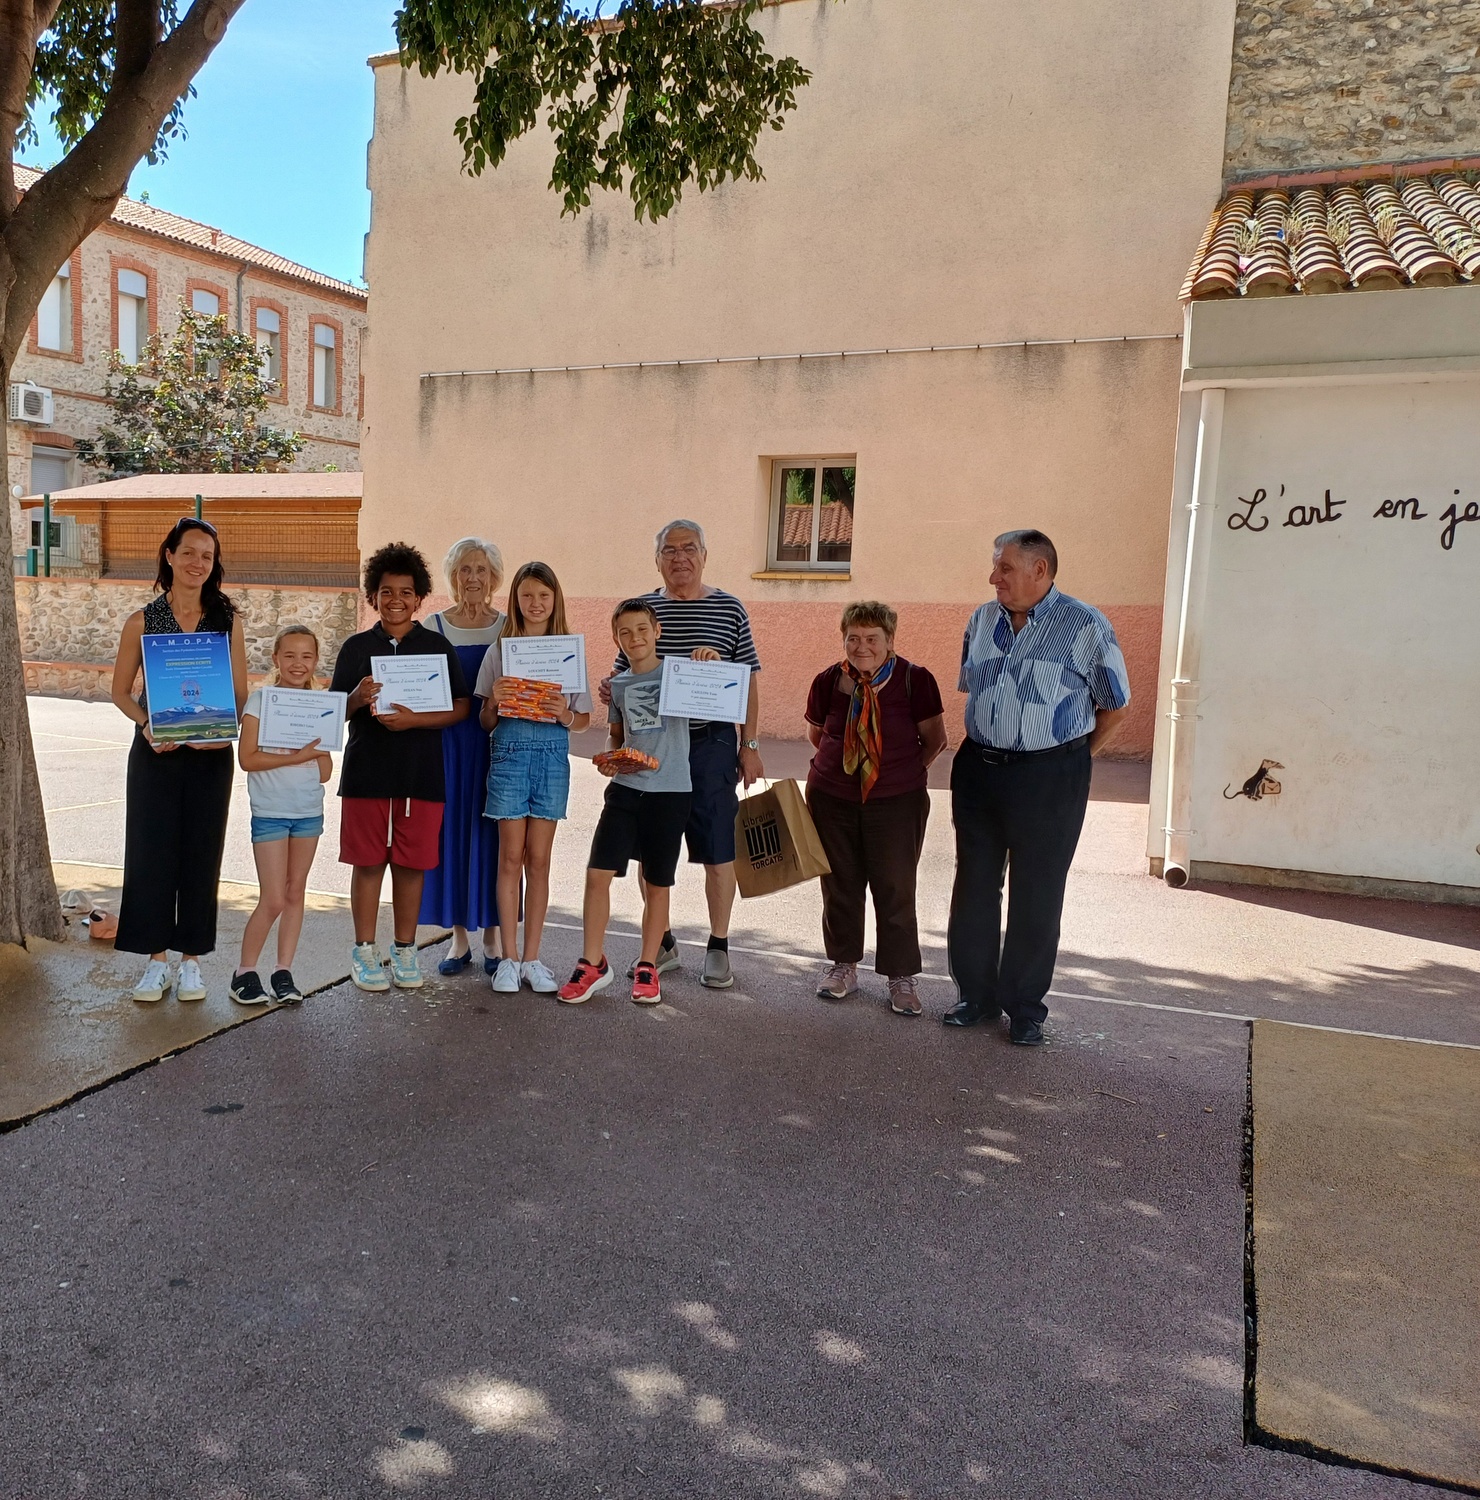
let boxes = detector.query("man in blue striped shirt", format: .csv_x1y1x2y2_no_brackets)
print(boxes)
945,530,1129,1045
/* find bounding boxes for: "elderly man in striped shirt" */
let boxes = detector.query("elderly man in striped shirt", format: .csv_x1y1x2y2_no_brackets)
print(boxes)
945,529,1129,1046
606,519,764,989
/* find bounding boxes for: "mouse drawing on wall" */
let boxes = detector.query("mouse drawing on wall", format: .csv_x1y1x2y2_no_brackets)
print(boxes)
1224,759,1284,801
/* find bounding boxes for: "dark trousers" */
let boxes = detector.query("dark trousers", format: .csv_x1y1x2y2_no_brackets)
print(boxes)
115,733,234,957
946,738,1091,1025
808,786,930,977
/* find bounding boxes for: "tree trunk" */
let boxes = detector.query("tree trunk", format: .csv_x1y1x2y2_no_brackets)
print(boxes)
0,330,64,945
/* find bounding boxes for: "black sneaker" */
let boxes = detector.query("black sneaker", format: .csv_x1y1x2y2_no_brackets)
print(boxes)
270,969,303,1004
229,970,268,1006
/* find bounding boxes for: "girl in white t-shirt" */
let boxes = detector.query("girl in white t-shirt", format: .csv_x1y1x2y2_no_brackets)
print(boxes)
231,625,333,1006
477,561,591,994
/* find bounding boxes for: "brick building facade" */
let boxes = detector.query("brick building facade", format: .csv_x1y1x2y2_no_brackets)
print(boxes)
8,165,367,551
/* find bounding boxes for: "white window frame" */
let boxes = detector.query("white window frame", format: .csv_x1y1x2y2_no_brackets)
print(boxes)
766,455,856,572
190,288,221,317
38,263,71,352
312,322,337,409
255,308,281,384
116,268,149,363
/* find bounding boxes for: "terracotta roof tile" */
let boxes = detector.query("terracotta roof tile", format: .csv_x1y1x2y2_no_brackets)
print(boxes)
1184,163,1480,301
15,164,366,301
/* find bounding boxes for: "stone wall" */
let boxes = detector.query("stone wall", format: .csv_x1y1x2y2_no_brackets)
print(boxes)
1225,0,1480,178
17,578,361,698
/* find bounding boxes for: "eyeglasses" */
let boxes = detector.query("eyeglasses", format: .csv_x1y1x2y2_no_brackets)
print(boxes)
659,544,702,559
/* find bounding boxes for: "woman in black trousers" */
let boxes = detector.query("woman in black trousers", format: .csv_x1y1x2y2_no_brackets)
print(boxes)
110,518,248,1003
804,601,948,1016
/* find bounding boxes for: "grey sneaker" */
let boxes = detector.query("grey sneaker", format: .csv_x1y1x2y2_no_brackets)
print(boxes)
628,937,680,979
817,962,858,1001
701,947,734,989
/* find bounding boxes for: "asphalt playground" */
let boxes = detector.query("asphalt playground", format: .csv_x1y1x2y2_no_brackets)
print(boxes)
2,697,1477,1498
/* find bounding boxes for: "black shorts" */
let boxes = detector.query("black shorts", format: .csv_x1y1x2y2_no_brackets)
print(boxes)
588,784,693,886
685,723,739,865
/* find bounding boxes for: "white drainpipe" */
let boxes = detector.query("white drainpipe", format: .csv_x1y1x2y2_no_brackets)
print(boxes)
1162,386,1224,887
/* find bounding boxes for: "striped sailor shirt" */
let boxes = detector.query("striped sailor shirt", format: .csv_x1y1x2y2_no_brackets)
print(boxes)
958,585,1129,752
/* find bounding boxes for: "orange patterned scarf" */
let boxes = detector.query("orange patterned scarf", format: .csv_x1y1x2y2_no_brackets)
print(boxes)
842,655,896,801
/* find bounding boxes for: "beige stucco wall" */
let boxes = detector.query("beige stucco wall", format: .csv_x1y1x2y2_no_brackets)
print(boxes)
363,0,1238,750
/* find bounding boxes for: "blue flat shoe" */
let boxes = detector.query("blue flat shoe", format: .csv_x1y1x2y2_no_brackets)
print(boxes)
483,955,501,976
438,949,473,976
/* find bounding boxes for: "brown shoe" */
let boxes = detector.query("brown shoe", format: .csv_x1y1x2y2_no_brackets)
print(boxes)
887,975,922,1016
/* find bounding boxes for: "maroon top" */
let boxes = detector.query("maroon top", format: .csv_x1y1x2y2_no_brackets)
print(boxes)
805,657,944,803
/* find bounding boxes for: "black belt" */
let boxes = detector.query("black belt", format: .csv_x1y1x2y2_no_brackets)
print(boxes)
962,734,1088,766
688,722,735,741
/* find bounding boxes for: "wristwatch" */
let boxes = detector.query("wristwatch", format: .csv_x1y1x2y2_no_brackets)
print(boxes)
743,738,760,752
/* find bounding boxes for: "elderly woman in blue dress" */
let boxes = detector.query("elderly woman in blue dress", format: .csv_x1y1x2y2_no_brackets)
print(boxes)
419,538,507,972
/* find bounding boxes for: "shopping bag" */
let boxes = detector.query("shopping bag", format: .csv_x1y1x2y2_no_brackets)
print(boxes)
734,778,831,898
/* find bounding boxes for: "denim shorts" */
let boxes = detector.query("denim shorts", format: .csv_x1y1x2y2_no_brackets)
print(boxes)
484,718,571,822
251,813,325,844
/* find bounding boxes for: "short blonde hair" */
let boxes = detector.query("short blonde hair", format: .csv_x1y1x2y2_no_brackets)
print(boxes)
840,601,897,638
443,537,505,602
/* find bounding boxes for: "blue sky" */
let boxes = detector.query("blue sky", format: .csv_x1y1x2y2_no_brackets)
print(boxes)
18,1,402,288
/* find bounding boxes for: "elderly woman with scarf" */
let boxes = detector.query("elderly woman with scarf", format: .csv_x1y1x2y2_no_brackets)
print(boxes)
804,601,947,1015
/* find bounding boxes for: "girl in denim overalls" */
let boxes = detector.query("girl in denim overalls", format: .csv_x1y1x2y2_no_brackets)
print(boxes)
476,562,591,994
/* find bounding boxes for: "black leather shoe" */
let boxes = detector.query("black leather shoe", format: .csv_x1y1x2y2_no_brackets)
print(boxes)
1009,1020,1046,1047
943,1001,1003,1027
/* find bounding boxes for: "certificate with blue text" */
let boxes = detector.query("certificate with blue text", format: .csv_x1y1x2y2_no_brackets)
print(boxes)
142,632,238,745
257,687,347,752
371,654,453,715
657,657,751,723
500,634,588,694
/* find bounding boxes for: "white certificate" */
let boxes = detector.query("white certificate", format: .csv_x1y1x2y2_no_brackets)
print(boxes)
371,654,453,715
257,687,347,752
500,633,588,694
657,656,752,723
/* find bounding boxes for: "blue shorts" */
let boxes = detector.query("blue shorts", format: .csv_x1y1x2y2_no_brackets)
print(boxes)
250,813,324,844
485,718,572,822
685,723,739,865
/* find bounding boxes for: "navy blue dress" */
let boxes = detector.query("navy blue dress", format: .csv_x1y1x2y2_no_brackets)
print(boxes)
417,612,503,930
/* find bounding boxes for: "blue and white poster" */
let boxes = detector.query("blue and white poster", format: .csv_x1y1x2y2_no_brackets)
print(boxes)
142,632,239,745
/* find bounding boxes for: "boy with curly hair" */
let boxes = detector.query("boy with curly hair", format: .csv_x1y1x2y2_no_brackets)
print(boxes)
330,542,471,991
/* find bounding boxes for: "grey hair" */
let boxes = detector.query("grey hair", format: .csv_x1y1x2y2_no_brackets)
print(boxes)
655,518,707,555
993,528,1058,577
443,536,505,601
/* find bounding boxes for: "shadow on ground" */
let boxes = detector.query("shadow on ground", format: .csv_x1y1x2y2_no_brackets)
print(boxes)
0,925,1462,1498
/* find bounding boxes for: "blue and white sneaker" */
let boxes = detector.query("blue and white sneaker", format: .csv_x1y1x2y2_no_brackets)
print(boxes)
350,942,390,993
389,942,424,989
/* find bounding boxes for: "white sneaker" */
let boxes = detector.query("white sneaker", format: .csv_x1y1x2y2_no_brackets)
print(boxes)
176,958,207,1002
522,959,559,994
132,959,172,1004
491,957,522,993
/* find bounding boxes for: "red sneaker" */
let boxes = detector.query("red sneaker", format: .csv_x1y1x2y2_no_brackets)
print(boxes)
630,960,662,1006
558,957,612,1005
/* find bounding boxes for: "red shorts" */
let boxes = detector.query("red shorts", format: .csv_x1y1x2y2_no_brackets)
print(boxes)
339,797,444,870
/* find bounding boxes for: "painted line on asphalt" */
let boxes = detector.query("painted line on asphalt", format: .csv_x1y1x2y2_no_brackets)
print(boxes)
44,799,126,814
46,870,1480,1054
541,921,1480,1051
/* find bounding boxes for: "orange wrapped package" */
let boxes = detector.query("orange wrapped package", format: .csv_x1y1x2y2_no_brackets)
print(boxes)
593,748,661,776
498,677,567,724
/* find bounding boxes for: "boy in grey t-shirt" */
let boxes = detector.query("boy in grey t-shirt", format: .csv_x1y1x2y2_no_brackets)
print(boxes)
559,600,693,1008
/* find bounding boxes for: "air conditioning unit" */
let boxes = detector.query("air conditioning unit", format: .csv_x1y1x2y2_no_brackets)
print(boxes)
8,382,54,425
